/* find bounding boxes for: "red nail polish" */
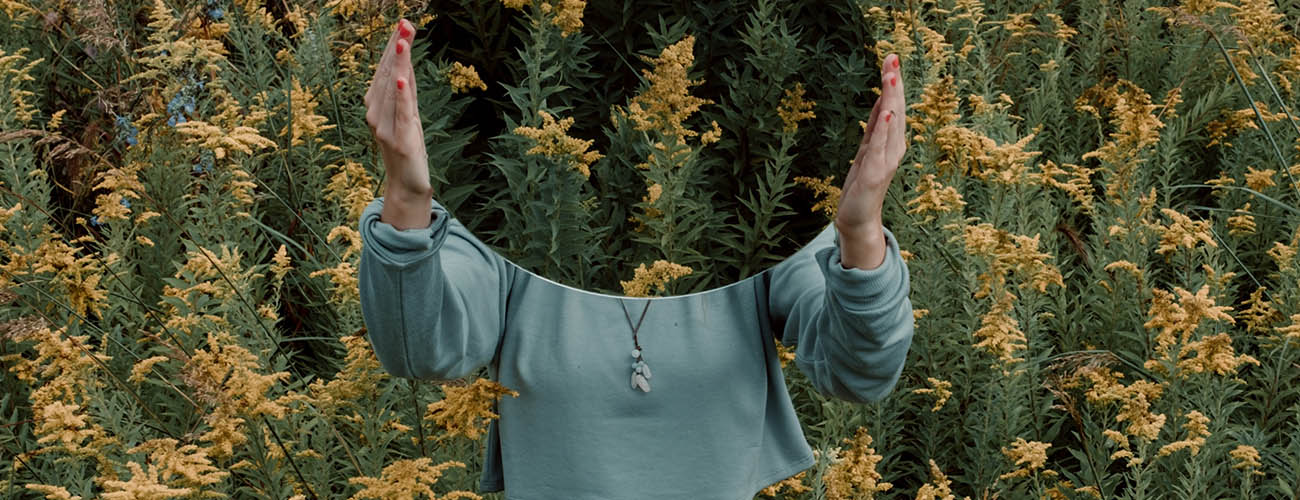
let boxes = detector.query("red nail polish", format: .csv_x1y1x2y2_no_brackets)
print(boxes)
891,76,897,87
893,58,899,69
399,23,411,38
397,79,405,90
396,42,403,54
885,112,891,123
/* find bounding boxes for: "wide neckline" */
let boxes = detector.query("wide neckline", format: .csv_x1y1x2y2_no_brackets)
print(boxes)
506,259,767,300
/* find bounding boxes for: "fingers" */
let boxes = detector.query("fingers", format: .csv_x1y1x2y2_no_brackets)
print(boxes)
883,54,907,162
365,20,405,111
394,39,419,126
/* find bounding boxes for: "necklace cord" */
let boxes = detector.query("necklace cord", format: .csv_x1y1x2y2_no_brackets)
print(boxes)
620,300,651,350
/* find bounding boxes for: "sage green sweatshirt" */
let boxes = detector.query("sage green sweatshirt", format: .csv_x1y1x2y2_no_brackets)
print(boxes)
358,196,913,499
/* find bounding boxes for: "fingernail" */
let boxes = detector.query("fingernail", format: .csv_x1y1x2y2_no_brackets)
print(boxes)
892,57,899,69
397,79,405,90
399,22,411,38
396,41,403,54
891,75,897,87
885,112,891,123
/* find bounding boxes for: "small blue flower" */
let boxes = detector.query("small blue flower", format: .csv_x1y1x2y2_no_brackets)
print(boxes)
90,215,100,227
209,7,223,20
127,136,138,146
120,198,131,209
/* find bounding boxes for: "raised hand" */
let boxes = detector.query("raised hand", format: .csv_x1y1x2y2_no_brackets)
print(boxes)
835,53,908,270
366,18,432,230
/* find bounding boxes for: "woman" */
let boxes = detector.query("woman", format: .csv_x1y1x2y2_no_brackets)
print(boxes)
358,17,913,499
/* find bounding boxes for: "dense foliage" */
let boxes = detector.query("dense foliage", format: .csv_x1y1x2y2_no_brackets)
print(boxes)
2,0,1300,498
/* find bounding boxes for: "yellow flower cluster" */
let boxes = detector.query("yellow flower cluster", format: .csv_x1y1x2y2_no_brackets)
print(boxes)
1076,366,1166,443
911,377,953,411
502,0,588,37
310,261,360,307
758,471,810,498
1075,79,1166,197
777,82,816,134
101,439,228,497
1157,410,1211,457
1151,208,1217,256
0,47,43,125
31,233,109,321
906,173,966,223
622,35,712,144
182,329,290,458
823,426,892,500
348,458,481,500
998,437,1053,480
288,335,384,415
916,459,967,500
1239,286,1281,334
1032,160,1096,214
953,222,1064,298
91,160,145,224
446,61,488,93
619,260,693,297
1143,285,1235,364
173,119,277,160
793,175,841,219
424,378,519,441
279,77,336,147
324,159,376,222
1227,202,1257,236
1175,333,1260,377
1230,444,1264,475
514,110,604,179
2,319,117,474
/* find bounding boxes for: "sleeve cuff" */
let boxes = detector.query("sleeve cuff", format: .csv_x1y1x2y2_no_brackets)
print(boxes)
358,196,452,268
816,225,905,303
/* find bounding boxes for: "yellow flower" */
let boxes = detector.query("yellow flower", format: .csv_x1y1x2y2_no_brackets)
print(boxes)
425,378,518,441
1031,160,1095,214
793,175,842,219
777,82,816,134
906,174,966,223
824,427,893,500
182,330,290,458
912,377,953,411
620,260,693,297
1158,410,1211,456
348,458,481,500
1239,287,1281,334
973,290,1027,365
1076,80,1165,197
916,459,966,500
100,461,193,499
23,484,82,500
309,261,360,307
328,225,363,260
998,437,1051,480
1244,166,1276,191
278,76,335,147
513,110,603,179
1176,333,1260,376
324,159,376,222
758,471,810,498
270,244,293,283
1152,208,1217,256
446,61,488,93
911,75,961,140
621,35,712,143
1143,285,1236,358
1076,366,1167,442
501,0,588,36
1227,202,1257,236
1230,445,1264,475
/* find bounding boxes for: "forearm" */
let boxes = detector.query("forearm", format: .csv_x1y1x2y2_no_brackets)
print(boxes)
835,220,887,271
380,185,434,230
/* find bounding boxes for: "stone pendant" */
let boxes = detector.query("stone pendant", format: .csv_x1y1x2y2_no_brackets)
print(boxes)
630,349,651,392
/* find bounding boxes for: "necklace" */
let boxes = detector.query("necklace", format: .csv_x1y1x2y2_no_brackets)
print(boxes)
620,299,652,393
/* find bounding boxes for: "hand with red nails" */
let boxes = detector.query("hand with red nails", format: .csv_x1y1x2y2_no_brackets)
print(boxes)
834,53,908,270
366,18,432,230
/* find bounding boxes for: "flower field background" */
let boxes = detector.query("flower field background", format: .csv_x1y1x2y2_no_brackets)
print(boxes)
2,0,1300,498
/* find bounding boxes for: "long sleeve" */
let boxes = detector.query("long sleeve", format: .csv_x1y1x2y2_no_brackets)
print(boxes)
766,224,914,404
358,196,514,380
